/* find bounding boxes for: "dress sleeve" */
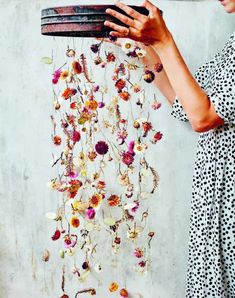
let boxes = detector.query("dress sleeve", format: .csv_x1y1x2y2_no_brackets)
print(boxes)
206,54,235,125
170,95,189,122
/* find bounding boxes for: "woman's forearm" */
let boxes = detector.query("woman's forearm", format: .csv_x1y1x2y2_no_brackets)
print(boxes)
139,45,176,105
153,34,224,130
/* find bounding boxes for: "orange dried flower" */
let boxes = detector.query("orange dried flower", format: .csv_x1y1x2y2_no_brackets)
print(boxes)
88,151,97,161
89,194,103,208
109,282,119,292
119,91,130,101
62,88,77,100
70,216,80,228
97,180,106,189
108,195,121,207
53,135,62,145
120,288,129,297
85,99,98,110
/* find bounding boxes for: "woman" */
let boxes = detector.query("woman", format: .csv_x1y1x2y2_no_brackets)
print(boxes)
104,0,235,297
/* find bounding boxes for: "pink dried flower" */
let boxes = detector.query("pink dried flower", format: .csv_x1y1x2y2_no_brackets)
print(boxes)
128,140,135,154
152,101,162,110
134,247,144,258
64,237,76,249
86,207,96,220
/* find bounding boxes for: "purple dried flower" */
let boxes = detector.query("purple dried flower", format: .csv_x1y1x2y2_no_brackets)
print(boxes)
108,34,118,42
98,102,105,108
95,140,109,155
90,43,100,53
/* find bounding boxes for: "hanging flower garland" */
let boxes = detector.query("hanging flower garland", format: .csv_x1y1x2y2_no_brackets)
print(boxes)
43,35,164,297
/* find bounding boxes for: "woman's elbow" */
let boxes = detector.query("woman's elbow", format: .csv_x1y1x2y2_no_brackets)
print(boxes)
191,116,224,133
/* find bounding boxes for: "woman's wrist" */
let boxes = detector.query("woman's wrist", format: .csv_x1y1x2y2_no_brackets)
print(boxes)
152,31,174,54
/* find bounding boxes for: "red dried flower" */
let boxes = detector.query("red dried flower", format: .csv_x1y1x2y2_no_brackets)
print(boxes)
51,229,61,241
72,60,82,74
106,52,116,62
72,130,81,143
115,78,126,91
122,151,134,166
154,62,163,73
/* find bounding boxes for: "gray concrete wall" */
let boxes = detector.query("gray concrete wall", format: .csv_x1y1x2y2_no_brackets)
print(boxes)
0,0,234,297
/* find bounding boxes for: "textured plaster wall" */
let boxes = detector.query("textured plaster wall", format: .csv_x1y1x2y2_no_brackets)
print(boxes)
0,0,234,297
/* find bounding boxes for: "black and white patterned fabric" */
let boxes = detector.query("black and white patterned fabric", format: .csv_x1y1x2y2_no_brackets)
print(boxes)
171,31,235,297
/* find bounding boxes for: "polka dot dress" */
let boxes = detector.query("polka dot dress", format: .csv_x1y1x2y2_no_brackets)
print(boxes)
170,31,235,297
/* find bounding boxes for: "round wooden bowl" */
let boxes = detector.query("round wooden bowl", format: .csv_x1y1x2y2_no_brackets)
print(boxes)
41,5,150,38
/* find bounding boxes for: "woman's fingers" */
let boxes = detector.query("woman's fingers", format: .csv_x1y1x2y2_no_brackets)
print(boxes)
115,1,148,22
141,0,156,11
96,37,122,47
104,20,129,36
105,8,135,27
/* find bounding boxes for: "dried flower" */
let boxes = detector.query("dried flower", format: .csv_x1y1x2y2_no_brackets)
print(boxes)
95,141,109,155
109,282,119,292
90,43,100,53
136,48,146,58
62,88,77,100
53,135,62,145
42,249,50,262
122,151,134,166
154,62,163,73
86,207,96,219
152,131,163,144
70,216,80,228
85,99,98,110
52,69,61,84
134,247,144,258
60,70,69,80
119,91,130,101
121,40,135,53
152,100,162,110
66,48,76,57
115,78,126,91
120,288,129,297
51,229,61,241
72,130,81,143
89,194,103,208
143,70,155,83
108,194,121,207
88,151,97,161
72,60,82,74
133,83,141,93
64,236,76,248
106,52,116,62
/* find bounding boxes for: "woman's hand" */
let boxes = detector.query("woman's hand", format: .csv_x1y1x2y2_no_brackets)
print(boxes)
104,0,172,48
